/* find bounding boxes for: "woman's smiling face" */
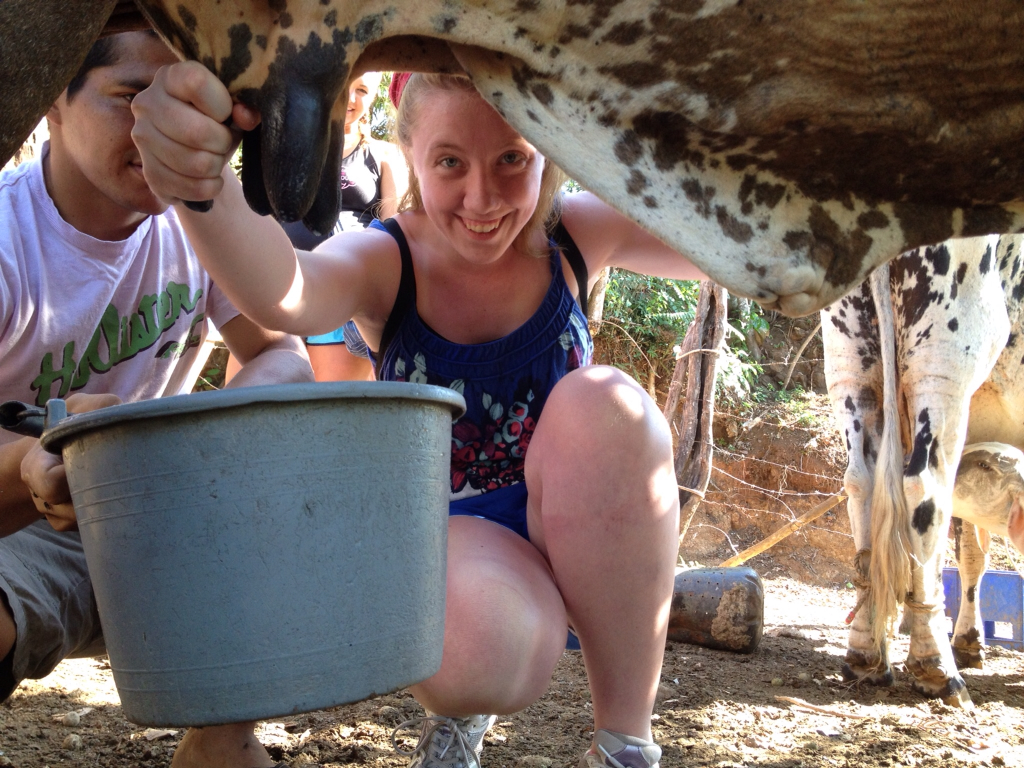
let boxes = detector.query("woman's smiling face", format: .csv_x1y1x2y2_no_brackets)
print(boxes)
408,87,544,265
345,71,382,131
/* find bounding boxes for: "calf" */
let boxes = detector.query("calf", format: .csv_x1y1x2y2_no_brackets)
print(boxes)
822,235,1024,704
947,443,1024,668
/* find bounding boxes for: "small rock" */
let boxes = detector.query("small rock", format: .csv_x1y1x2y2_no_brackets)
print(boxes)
62,733,83,750
743,735,765,748
766,627,818,640
655,683,675,703
61,711,81,727
515,757,553,768
375,706,404,726
797,672,811,682
771,677,784,687
140,728,178,741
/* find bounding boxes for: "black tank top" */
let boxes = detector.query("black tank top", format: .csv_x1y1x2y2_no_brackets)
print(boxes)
338,141,383,231
279,139,384,250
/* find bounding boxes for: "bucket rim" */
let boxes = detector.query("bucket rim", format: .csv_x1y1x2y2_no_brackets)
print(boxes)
40,381,467,453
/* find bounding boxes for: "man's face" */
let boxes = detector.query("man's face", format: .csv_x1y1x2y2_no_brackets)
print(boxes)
51,32,179,217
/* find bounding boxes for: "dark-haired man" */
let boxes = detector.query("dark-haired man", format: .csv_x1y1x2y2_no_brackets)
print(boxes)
0,31,311,768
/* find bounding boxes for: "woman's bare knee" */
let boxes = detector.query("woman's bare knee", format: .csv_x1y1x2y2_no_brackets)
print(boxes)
528,366,673,480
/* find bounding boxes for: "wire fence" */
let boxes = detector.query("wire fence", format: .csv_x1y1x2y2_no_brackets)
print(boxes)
692,426,1024,578
688,439,851,559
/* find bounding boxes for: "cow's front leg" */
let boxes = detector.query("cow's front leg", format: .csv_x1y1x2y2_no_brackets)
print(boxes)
950,520,989,669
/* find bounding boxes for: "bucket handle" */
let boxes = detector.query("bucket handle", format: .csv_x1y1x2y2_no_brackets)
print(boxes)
0,400,69,449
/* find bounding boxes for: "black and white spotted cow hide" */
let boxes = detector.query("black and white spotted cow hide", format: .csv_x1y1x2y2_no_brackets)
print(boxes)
821,235,1024,704
7,1,1024,315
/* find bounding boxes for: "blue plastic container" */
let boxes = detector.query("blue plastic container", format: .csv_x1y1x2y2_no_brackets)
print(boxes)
942,567,1024,650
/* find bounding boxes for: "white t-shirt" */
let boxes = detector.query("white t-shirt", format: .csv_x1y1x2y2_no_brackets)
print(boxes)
0,147,239,446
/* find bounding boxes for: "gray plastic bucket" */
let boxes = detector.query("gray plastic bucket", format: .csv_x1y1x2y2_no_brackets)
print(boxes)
39,382,465,726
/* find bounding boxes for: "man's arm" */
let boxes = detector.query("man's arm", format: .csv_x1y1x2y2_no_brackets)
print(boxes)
216,314,314,388
0,437,39,537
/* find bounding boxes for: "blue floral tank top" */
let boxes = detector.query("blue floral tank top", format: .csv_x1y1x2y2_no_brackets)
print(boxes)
370,219,593,501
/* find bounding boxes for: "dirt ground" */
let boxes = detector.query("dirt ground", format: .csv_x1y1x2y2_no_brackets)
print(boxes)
2,391,1023,768
2,576,1022,768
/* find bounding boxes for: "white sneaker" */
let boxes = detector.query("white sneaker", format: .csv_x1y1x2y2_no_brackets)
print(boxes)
392,713,497,768
579,730,661,768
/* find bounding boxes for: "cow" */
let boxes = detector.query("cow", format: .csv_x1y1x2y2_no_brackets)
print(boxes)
821,234,1024,705
6,1,1024,315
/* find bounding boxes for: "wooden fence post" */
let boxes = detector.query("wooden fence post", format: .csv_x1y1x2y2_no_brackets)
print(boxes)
663,280,728,544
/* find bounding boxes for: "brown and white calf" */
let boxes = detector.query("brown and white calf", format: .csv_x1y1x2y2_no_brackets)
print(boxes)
822,235,1024,704
946,442,1024,669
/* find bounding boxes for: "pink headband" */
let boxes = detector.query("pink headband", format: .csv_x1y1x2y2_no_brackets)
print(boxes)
389,72,412,109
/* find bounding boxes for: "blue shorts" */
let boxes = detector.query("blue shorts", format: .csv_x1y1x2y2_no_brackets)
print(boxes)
449,482,530,541
305,327,347,346
449,484,581,650
306,322,371,361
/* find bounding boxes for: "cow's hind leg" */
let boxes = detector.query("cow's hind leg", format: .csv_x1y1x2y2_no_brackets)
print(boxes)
900,410,972,705
891,238,1011,705
950,520,989,669
843,549,894,685
822,292,892,685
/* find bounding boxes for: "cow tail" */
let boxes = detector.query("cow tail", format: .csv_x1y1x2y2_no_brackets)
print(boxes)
868,261,912,651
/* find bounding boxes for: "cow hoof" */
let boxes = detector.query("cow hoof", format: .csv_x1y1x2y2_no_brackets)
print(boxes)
906,654,970,703
943,686,975,710
951,645,984,670
841,651,893,686
952,632,985,670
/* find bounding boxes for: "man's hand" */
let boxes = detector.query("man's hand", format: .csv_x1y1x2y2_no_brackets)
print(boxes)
20,393,121,532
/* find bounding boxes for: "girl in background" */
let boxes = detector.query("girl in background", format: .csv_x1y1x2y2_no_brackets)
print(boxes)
281,71,408,382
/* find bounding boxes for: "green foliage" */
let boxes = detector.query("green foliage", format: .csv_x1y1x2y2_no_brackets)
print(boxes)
229,144,242,180
715,343,761,405
734,299,769,341
598,269,700,380
604,271,699,331
714,300,769,404
369,72,395,142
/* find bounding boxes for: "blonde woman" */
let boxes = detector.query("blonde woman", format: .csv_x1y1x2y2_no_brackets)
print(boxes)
133,67,705,768
284,71,407,381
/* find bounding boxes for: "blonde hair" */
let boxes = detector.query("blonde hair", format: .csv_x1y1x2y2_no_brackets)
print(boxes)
395,73,565,256
351,71,383,146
